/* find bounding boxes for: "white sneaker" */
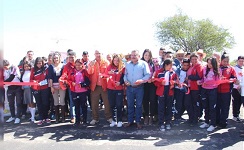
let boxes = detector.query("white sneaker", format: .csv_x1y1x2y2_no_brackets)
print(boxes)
117,121,123,128
6,117,15,123
14,118,20,124
109,121,117,127
207,125,216,132
200,123,209,128
90,119,99,125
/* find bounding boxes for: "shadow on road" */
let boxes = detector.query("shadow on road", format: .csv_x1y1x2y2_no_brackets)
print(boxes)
3,116,243,149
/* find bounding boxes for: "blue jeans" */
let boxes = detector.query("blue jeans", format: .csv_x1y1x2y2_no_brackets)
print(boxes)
68,89,75,119
126,86,144,123
33,88,49,120
107,89,124,122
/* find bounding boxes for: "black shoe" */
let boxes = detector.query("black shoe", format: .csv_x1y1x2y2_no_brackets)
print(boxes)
73,122,80,127
124,122,133,127
174,119,180,126
82,119,88,125
217,123,227,129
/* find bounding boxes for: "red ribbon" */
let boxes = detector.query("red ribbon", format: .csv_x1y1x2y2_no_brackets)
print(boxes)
203,79,236,86
3,82,39,86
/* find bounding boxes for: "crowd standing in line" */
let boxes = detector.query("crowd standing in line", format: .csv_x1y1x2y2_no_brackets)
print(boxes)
2,48,244,137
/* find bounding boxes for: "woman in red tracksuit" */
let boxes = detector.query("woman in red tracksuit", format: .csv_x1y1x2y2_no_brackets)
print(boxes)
67,59,90,126
105,54,125,128
30,57,50,125
186,53,203,125
154,59,178,131
217,52,237,128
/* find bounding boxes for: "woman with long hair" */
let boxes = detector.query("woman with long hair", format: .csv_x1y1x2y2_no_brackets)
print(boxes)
141,49,157,125
48,51,65,123
106,54,125,128
216,52,237,128
30,57,50,125
20,61,36,122
199,57,221,132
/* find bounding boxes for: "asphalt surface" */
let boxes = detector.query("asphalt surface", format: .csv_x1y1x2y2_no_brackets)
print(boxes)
1,108,244,150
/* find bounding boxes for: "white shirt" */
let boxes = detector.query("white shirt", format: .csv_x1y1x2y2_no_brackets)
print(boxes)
4,66,21,84
164,71,170,86
240,75,244,96
175,70,187,89
233,65,244,89
22,71,31,82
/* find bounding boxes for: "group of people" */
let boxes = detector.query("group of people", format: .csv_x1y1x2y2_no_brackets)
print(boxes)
1,48,244,136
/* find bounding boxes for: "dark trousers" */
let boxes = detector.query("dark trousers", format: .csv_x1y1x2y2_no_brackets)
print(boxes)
33,88,49,120
71,91,87,124
64,89,69,113
216,92,231,127
107,89,124,122
201,88,217,126
48,87,54,116
174,89,185,119
21,104,27,116
143,83,157,116
0,88,4,104
232,88,242,117
158,86,173,126
7,87,23,118
0,88,5,140
184,93,194,122
190,90,201,123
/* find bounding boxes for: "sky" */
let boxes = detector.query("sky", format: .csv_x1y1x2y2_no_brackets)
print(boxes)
3,0,244,65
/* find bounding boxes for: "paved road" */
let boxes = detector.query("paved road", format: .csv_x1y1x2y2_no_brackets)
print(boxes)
1,108,244,150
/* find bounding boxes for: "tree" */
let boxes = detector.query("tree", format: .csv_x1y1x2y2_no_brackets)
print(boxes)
156,12,235,56
230,59,237,66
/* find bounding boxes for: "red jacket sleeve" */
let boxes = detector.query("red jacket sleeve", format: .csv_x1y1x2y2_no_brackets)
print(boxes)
197,65,203,79
105,65,111,75
153,71,163,87
30,68,34,82
231,67,237,78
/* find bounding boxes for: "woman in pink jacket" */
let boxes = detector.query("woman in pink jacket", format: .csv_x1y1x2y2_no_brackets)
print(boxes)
199,57,221,132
